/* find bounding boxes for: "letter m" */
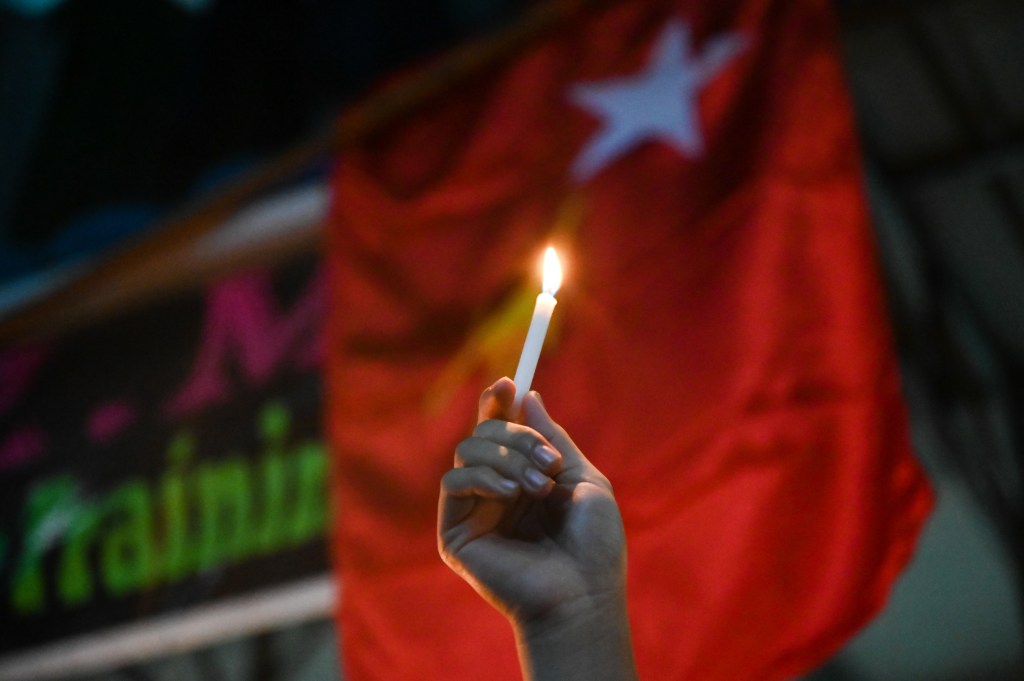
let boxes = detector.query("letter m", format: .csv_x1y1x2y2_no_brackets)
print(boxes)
166,267,325,417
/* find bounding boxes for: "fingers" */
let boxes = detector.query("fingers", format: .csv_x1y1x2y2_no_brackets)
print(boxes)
478,377,516,424
440,379,557,547
455,430,561,496
520,391,583,469
441,466,520,500
521,391,610,489
438,465,520,539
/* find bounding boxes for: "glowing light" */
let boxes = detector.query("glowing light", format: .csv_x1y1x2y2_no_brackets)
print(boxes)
513,247,563,411
542,246,562,295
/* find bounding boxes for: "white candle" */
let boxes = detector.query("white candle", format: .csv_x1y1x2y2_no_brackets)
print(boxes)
512,247,562,410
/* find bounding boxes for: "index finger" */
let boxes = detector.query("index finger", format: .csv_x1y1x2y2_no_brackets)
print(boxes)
521,391,610,489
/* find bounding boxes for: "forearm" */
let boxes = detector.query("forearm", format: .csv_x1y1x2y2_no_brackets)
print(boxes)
514,591,639,681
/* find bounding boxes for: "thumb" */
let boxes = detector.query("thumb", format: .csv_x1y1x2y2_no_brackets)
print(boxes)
477,377,516,424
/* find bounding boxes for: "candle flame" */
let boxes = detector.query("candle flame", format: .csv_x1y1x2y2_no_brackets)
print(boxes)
542,246,562,295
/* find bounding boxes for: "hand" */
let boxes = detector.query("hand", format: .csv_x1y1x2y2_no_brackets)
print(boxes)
438,378,637,681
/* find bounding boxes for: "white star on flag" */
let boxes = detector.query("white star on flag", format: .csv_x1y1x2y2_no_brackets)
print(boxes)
568,19,748,181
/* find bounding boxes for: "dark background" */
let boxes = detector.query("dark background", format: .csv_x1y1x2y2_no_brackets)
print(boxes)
1,0,1023,679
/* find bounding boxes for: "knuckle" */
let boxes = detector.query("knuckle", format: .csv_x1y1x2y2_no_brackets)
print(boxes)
473,418,504,436
453,441,469,465
454,436,483,464
440,468,460,490
437,536,457,565
511,430,541,455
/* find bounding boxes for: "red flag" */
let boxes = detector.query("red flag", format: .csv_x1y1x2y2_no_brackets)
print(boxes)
326,1,933,680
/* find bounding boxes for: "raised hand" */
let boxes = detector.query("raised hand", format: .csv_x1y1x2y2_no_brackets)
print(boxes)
438,377,638,681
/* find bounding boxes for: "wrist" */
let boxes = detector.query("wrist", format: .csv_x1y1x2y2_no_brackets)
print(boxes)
514,589,638,681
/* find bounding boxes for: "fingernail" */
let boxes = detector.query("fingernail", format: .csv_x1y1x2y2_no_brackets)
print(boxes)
530,391,544,406
524,468,550,491
498,479,518,494
532,444,558,468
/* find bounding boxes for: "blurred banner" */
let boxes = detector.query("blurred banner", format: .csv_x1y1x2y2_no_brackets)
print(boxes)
0,257,330,667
